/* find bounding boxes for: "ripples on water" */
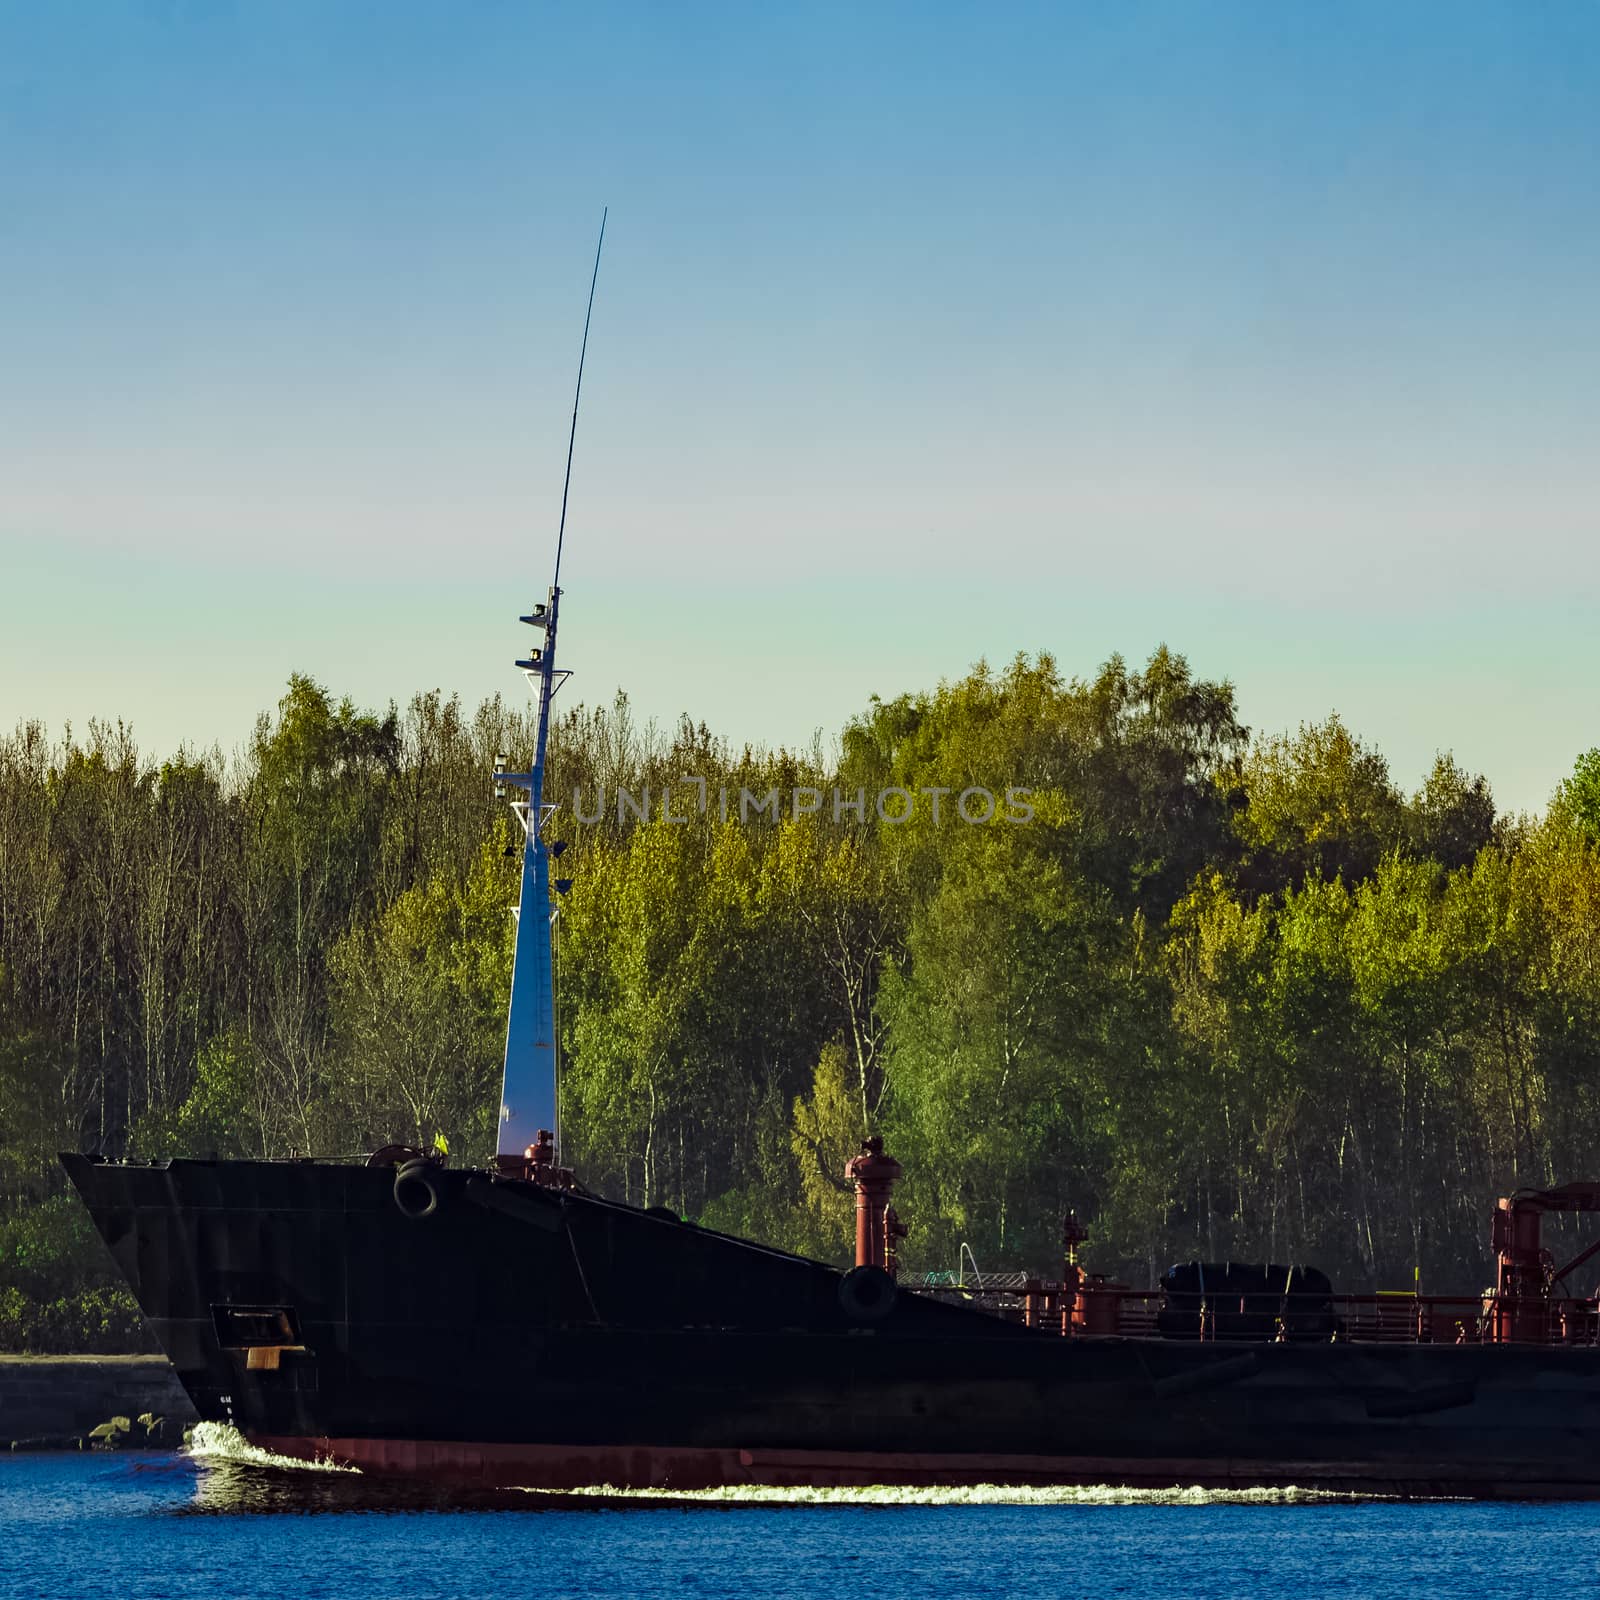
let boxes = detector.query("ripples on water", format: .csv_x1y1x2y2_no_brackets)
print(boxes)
2,1430,1591,1600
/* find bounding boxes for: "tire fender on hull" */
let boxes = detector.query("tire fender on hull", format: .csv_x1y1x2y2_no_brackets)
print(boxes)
394,1159,440,1221
838,1264,897,1324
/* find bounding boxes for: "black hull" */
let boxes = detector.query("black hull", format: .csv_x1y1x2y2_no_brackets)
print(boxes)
61,1155,1600,1497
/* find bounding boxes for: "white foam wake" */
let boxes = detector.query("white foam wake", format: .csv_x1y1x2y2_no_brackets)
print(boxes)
184,1421,360,1474
515,1481,1365,1506
180,1427,1370,1504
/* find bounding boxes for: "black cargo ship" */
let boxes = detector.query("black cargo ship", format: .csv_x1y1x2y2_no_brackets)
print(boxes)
57,1149,1600,1497
60,236,1600,1497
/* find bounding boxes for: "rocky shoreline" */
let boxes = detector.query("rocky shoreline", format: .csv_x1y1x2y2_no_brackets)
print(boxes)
0,1355,198,1451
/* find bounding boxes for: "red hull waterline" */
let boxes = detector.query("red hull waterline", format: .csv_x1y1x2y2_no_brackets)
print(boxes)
246,1435,1598,1500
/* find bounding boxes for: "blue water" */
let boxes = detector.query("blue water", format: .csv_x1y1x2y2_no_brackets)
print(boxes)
3,1441,1595,1600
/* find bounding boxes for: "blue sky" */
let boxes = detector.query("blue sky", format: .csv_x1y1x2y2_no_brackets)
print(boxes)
2,2,1596,811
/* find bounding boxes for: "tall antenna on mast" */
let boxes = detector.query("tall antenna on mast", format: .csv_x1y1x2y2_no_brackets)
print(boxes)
493,211,608,1169
554,207,607,588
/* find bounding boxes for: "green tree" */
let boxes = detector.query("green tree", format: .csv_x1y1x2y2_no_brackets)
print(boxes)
1555,748,1600,841
1407,754,1497,870
1234,715,1404,893
883,825,1128,1270
328,839,513,1156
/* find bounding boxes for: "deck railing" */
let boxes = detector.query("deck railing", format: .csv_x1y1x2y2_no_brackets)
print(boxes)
910,1278,1600,1347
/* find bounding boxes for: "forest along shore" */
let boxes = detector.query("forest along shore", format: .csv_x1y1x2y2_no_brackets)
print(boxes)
0,1355,195,1450
5,655,1600,1342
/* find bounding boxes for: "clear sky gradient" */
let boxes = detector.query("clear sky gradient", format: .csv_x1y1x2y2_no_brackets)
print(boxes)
2,3,1595,812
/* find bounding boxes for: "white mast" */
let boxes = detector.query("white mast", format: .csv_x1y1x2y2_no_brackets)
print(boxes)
493,211,606,1163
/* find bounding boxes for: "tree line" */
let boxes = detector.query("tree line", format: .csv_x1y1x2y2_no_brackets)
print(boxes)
3,649,1599,1348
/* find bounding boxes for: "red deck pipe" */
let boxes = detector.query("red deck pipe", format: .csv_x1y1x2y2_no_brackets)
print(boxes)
846,1137,903,1273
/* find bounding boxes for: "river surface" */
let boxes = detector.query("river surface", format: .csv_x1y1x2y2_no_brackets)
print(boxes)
3,1430,1592,1599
